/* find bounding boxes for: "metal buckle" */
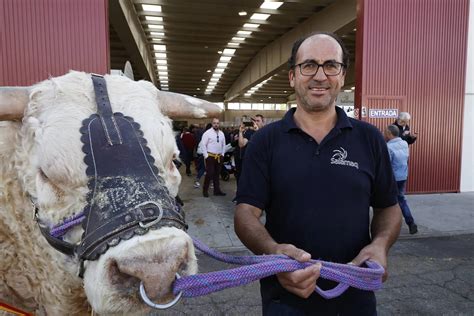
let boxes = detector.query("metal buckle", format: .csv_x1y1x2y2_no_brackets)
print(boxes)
137,201,163,228
139,273,183,309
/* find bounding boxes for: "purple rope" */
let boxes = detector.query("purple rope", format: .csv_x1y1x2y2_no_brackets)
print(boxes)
50,212,85,237
172,237,384,299
47,216,384,299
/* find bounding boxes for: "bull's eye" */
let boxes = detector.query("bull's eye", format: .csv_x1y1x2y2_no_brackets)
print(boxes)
39,168,49,181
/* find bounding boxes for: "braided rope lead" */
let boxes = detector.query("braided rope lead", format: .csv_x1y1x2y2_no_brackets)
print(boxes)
173,237,384,299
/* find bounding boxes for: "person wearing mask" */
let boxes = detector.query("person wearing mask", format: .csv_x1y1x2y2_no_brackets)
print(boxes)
234,32,401,315
199,118,226,197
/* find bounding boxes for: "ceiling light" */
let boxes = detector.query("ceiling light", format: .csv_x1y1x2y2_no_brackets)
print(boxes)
156,60,167,65
201,79,206,82
157,65,168,70
193,95,197,97
238,11,247,16
217,50,223,54
220,56,231,62
223,48,236,55
155,52,167,58
351,86,355,90
284,90,287,93
217,62,228,68
244,23,260,28
212,73,222,78
158,72,168,76
344,89,352,92
260,2,283,9
237,30,252,35
142,5,161,12
149,24,164,29
154,44,166,51
210,78,218,82
232,37,245,41
207,69,212,73
145,16,163,22
214,68,224,73
150,32,165,36
250,13,270,20
228,42,240,47
268,96,272,99
244,93,251,97
161,80,168,84
353,28,357,31
196,88,201,90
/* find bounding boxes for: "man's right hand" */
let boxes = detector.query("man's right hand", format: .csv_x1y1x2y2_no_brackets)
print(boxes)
274,244,321,299
239,123,246,133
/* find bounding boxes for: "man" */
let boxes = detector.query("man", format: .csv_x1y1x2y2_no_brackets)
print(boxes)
180,126,196,176
235,114,265,182
199,118,226,197
394,112,417,145
234,32,402,315
384,125,418,234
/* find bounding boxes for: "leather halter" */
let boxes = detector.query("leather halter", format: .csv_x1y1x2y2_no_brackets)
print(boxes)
35,74,187,275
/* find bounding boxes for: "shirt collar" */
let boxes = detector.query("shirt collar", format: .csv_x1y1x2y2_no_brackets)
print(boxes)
388,137,402,143
282,106,353,133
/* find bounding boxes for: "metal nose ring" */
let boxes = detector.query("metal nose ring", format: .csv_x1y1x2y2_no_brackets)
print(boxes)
139,273,183,309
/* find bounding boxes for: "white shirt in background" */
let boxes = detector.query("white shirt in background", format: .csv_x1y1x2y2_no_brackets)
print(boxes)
199,128,226,158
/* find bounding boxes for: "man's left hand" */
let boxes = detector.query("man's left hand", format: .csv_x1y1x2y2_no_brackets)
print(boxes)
350,242,388,281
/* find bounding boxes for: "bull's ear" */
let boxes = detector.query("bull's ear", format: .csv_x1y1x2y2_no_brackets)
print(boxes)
156,90,222,119
0,87,29,121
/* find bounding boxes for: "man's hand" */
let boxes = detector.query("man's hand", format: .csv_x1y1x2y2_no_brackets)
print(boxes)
350,241,388,281
274,244,321,298
239,123,246,133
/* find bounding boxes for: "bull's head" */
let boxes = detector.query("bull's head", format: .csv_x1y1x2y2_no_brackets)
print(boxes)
0,71,221,314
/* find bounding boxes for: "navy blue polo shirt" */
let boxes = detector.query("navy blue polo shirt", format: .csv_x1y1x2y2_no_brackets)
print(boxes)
236,106,398,313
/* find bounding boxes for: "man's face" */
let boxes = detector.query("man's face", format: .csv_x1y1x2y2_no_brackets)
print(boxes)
397,119,408,127
212,119,220,130
289,35,346,113
253,116,264,129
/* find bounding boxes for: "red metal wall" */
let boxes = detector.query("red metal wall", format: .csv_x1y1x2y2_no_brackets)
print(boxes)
0,0,109,86
356,0,469,193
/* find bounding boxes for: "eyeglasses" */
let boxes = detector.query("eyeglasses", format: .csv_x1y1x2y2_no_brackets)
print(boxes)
295,61,345,76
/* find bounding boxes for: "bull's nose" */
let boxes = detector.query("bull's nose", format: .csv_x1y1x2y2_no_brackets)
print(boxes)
114,247,188,300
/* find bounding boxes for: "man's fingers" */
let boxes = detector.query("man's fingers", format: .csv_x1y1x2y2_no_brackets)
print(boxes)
278,244,311,262
278,263,321,299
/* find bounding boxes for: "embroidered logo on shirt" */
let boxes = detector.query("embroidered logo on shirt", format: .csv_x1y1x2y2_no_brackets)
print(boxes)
330,147,359,169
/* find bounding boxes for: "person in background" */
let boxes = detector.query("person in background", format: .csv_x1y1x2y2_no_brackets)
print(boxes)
194,123,211,188
234,32,401,315
199,118,226,197
181,126,196,176
384,125,418,234
394,112,417,145
235,114,265,183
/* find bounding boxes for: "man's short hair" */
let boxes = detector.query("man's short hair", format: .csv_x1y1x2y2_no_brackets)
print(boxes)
288,32,350,70
255,114,264,121
398,112,411,121
387,125,400,137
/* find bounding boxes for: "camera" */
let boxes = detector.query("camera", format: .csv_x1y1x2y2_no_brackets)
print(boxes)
242,117,255,127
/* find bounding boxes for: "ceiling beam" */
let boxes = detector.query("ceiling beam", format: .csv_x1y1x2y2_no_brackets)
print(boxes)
225,0,356,102
110,0,157,84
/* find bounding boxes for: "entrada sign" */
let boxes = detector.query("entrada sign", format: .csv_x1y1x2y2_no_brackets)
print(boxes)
368,109,398,118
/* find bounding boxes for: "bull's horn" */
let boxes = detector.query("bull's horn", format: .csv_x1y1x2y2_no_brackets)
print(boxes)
157,90,222,119
0,87,29,120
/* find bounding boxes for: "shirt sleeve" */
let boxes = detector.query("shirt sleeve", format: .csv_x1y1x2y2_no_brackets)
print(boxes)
370,131,398,209
221,131,226,156
200,132,208,158
236,130,270,210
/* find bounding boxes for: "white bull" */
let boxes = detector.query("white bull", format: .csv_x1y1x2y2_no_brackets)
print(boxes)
0,71,221,315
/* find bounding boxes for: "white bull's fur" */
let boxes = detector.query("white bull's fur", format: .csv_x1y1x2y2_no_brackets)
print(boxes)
0,72,199,315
